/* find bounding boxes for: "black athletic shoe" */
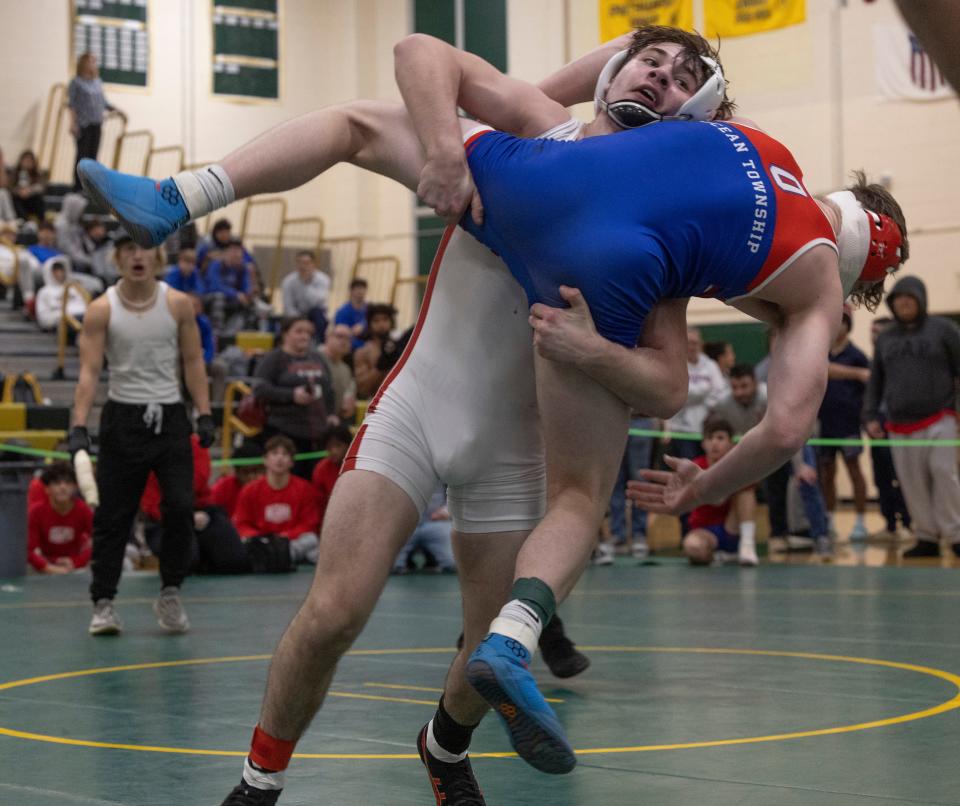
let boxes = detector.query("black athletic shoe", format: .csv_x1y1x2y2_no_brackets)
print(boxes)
539,617,591,679
220,781,282,805
903,540,941,558
417,724,486,806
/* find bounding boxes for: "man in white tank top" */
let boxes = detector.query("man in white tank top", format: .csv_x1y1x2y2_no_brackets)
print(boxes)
70,233,215,637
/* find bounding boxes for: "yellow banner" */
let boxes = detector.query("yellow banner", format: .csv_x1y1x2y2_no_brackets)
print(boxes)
704,0,805,39
599,1,694,41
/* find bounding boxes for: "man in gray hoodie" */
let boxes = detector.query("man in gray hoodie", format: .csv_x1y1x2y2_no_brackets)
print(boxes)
864,276,960,559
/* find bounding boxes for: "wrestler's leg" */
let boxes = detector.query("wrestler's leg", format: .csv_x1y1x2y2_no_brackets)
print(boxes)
77,100,430,248
442,530,530,726
222,100,426,198
465,357,628,775
235,469,419,795
513,354,630,602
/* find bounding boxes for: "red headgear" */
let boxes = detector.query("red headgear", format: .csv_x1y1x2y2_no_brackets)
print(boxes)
860,210,903,283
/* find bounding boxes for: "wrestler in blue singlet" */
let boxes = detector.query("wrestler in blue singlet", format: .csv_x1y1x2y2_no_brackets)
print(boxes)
462,121,836,347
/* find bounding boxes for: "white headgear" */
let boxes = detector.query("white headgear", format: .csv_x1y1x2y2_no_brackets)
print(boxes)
826,190,903,297
593,49,726,125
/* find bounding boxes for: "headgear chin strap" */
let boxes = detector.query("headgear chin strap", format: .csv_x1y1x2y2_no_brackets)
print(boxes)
593,50,726,128
826,190,903,297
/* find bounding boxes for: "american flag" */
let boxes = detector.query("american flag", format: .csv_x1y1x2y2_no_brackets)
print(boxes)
909,33,946,92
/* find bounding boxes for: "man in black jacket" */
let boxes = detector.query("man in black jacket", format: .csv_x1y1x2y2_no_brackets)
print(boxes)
864,276,960,559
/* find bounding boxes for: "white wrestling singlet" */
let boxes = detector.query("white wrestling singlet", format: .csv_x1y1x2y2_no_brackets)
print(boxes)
343,118,583,533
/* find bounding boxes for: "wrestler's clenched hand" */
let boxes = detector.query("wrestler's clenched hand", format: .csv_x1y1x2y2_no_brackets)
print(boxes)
529,286,600,364
418,154,484,226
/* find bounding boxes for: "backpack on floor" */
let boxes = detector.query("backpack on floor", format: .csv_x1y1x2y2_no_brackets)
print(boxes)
245,534,294,574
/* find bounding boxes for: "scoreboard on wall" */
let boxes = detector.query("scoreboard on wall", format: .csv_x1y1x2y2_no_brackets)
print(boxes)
72,0,149,88
212,0,280,101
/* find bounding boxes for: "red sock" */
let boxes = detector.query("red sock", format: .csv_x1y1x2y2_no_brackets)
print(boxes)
249,725,296,772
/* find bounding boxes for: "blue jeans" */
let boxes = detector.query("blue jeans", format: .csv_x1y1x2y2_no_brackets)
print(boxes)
794,445,829,538
394,520,456,571
609,418,656,542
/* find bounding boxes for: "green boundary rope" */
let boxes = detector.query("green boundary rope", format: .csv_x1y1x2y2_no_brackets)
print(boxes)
2,428,958,466
0,442,327,467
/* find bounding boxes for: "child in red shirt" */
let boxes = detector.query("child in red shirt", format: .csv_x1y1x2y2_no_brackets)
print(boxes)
28,462,93,573
310,425,353,527
682,418,758,567
211,442,265,519
234,435,320,564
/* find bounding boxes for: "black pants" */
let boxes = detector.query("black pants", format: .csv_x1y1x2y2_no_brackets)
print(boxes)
762,460,793,537
11,191,44,221
870,445,912,531
74,124,102,190
90,401,194,602
145,506,251,575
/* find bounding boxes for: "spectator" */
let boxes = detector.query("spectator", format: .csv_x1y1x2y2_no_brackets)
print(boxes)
789,432,833,558
27,462,93,574
710,363,767,436
818,306,870,541
188,293,220,398
867,316,911,537
35,257,87,331
68,53,125,190
605,413,657,562
704,340,736,391
254,317,335,478
141,435,250,575
211,442,264,519
864,276,960,559
282,250,331,340
334,278,368,350
311,425,353,526
392,484,456,574
18,220,60,309
680,418,758,566
666,327,727,460
233,435,320,565
166,247,205,295
82,219,116,286
55,193,106,293
0,148,15,223
10,149,47,221
353,302,400,399
664,326,727,534
196,218,254,273
322,323,357,422
204,239,254,333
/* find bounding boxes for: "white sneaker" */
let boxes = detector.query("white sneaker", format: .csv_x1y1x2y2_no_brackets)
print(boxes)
154,586,190,633
89,599,123,636
592,543,615,566
816,535,834,560
738,542,759,567
632,539,650,561
712,550,738,566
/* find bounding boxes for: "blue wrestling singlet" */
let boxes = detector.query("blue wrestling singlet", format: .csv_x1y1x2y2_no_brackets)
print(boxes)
461,121,836,347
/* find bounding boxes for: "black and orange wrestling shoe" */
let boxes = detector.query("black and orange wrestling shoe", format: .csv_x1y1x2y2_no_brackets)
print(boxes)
417,724,486,805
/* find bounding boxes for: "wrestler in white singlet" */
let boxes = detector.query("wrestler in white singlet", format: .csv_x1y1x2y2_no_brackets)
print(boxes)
343,118,584,533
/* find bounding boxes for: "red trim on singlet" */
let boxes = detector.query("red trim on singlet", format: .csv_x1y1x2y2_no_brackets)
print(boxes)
463,128,493,155
725,125,837,298
340,224,455,473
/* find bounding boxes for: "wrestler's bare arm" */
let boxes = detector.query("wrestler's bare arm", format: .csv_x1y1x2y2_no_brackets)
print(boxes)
530,289,688,417
394,34,571,221
536,33,634,107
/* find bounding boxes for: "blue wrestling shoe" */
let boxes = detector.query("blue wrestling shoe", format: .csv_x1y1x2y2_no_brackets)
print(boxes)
77,159,189,248
465,633,576,774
